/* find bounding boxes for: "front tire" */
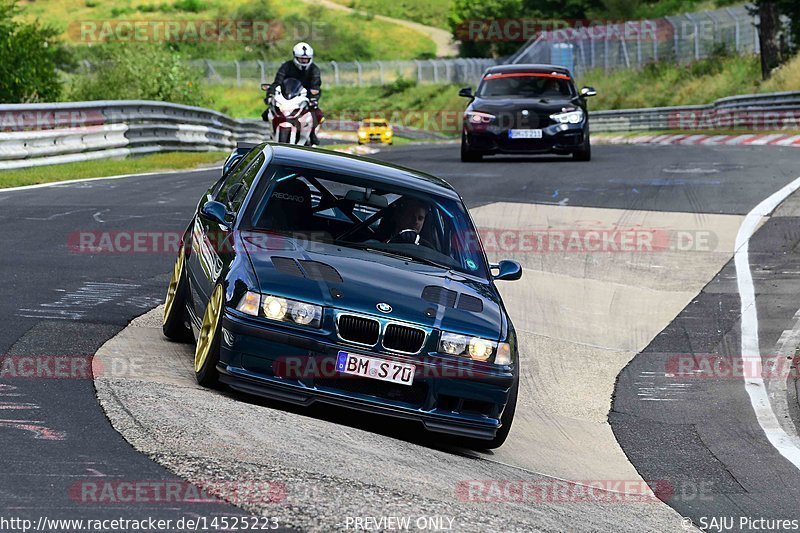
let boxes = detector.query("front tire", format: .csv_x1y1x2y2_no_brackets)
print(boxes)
461,137,482,162
194,284,224,388
573,133,591,161
163,246,192,342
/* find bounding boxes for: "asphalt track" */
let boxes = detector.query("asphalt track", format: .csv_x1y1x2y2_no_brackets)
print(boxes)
2,143,800,531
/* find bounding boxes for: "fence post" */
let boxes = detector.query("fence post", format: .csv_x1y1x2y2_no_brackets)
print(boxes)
414,60,423,83
603,26,610,72
378,61,385,85
258,61,265,83
443,59,452,83
685,14,700,60
726,8,741,52
354,61,363,87
330,61,340,86
429,59,439,83
235,60,241,87
635,22,642,67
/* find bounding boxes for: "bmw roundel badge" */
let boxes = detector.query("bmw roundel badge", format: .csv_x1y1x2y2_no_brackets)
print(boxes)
376,303,392,313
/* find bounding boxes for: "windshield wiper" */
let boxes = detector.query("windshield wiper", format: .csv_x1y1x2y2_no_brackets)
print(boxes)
339,242,454,271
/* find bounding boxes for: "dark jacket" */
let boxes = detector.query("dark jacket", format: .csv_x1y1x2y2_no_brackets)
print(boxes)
267,60,322,98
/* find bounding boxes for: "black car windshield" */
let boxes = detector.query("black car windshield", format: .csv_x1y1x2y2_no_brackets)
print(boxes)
246,163,489,278
476,72,575,98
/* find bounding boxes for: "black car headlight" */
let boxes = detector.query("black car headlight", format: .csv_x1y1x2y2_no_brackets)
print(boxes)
549,109,584,124
236,291,322,328
438,332,512,364
464,111,496,124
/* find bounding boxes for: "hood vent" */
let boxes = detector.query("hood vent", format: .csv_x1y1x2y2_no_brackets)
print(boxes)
299,260,343,283
456,294,483,313
272,256,304,277
422,286,457,308
422,285,483,313
271,256,343,284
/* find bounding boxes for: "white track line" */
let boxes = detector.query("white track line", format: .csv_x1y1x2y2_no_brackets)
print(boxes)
736,175,800,469
0,165,221,193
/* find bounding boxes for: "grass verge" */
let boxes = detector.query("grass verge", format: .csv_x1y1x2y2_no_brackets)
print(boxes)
0,151,226,189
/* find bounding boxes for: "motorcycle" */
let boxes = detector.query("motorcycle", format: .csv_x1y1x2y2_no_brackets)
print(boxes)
261,78,319,146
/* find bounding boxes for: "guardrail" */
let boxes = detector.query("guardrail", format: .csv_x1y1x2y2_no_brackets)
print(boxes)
0,101,269,170
590,91,800,133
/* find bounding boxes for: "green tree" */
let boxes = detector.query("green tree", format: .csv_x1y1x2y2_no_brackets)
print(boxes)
0,0,68,103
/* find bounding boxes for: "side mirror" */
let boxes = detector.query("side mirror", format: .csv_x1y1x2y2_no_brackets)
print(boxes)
491,260,522,281
201,200,233,227
580,86,597,97
458,87,474,98
260,83,270,91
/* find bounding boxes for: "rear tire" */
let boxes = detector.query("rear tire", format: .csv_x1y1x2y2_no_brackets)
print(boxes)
460,137,482,162
163,247,192,342
573,133,591,161
278,128,291,144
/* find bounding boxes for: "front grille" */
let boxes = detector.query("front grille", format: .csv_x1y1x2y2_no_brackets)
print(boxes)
383,323,426,353
337,314,380,345
315,377,428,408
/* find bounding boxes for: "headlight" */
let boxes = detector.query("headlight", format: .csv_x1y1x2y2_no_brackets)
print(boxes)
358,131,367,138
549,109,584,124
438,332,499,362
440,332,469,355
385,130,393,136
465,111,495,124
236,291,322,328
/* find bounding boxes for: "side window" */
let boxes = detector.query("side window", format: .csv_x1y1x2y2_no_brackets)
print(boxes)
214,148,261,200
227,153,265,213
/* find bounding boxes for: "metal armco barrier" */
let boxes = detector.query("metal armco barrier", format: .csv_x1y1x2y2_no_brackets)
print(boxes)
0,100,269,170
590,91,800,133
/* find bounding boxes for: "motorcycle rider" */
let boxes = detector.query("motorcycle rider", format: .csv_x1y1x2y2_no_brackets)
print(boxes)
266,42,323,146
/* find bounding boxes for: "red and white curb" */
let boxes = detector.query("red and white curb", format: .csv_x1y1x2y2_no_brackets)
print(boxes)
594,133,800,147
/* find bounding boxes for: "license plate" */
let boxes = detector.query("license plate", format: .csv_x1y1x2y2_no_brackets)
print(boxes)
509,129,543,139
335,351,415,386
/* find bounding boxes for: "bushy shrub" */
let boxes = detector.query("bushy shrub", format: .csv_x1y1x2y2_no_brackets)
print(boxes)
70,44,207,106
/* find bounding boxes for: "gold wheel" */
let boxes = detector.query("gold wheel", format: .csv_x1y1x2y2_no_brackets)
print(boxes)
195,284,224,373
163,247,185,326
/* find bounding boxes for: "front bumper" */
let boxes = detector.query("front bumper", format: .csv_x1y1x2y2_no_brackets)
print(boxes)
217,311,516,440
464,122,586,155
358,131,393,144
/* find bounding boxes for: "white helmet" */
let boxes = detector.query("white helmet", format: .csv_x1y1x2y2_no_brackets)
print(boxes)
292,42,314,70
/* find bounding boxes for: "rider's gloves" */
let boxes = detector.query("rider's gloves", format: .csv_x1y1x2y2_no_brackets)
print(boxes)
309,99,319,109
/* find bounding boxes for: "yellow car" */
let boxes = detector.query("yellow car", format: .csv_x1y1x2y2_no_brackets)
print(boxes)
357,118,393,145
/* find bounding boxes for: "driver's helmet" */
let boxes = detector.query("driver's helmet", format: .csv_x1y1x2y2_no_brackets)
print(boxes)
292,42,314,71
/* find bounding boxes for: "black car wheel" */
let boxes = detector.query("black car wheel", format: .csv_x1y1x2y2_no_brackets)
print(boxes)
194,284,224,388
573,133,591,161
163,246,193,342
460,137,483,162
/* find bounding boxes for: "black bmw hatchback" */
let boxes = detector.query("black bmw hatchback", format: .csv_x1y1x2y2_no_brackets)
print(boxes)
459,64,597,162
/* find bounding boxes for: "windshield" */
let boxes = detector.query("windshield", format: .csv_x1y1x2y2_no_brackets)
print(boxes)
281,78,305,99
246,163,489,278
476,72,575,98
362,120,388,127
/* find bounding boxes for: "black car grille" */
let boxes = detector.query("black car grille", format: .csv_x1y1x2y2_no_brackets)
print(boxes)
383,324,426,354
337,315,380,345
315,377,428,407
